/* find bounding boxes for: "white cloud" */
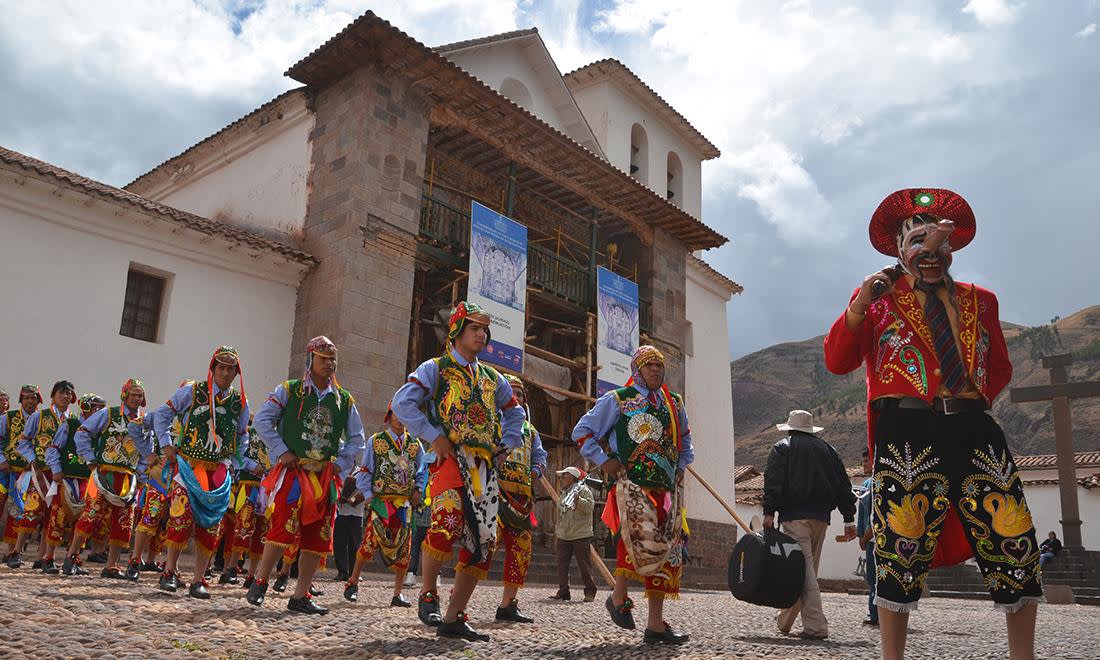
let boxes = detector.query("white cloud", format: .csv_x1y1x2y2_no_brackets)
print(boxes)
962,0,1023,28
1076,23,1097,38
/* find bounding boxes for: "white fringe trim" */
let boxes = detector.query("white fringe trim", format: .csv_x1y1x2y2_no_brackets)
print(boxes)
993,595,1045,614
874,595,920,613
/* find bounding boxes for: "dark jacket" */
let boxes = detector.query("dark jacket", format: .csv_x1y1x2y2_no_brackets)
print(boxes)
762,431,856,524
1040,537,1062,556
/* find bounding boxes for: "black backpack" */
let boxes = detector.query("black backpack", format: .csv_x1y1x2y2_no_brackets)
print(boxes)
727,527,806,608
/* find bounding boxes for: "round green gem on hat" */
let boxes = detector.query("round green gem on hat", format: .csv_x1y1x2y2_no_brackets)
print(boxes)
914,191,935,207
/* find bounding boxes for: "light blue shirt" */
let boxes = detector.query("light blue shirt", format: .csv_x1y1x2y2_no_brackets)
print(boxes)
252,375,366,476
152,382,251,455
571,382,694,470
354,428,430,504
17,406,73,464
391,348,524,450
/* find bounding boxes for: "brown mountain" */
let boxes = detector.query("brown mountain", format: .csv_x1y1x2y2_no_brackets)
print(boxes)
731,305,1100,469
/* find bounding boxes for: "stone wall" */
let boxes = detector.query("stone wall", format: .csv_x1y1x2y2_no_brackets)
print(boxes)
640,227,688,392
686,517,740,568
292,65,430,421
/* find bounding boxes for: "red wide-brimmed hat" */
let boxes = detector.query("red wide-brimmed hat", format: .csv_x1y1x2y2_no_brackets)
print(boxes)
869,188,976,257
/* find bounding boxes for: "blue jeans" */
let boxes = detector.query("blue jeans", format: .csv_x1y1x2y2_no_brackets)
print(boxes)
1039,551,1056,568
865,544,878,622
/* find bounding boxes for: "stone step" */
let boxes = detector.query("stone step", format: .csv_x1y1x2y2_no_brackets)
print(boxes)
1076,596,1100,606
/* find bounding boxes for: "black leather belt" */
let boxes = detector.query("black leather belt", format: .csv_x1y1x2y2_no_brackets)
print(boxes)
871,397,987,415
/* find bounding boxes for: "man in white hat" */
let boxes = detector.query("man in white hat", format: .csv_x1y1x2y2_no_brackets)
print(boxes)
551,466,597,602
762,410,857,640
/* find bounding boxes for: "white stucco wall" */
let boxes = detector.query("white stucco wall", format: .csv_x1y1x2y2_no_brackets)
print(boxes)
684,259,736,524
0,178,303,413
443,40,603,155
570,81,704,219
137,93,313,236
1023,483,1100,550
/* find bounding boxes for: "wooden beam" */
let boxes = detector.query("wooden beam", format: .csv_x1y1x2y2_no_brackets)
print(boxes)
524,343,584,371
1010,382,1100,403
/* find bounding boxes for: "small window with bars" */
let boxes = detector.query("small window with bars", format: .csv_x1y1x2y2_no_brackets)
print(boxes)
119,267,167,343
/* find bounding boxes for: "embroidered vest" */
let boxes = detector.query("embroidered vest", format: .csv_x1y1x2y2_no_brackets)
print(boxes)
369,431,421,500
611,386,681,491
59,417,91,479
34,408,69,464
280,379,352,462
2,409,31,469
428,353,501,458
498,420,535,497
93,407,142,472
236,426,271,484
177,381,243,462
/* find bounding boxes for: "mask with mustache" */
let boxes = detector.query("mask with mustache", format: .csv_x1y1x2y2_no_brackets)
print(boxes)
897,213,953,285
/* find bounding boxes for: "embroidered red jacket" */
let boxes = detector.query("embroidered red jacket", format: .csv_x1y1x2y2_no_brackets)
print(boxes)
823,277,1012,566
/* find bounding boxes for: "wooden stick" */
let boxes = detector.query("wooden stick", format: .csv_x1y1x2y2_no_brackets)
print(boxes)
686,465,752,534
538,474,616,588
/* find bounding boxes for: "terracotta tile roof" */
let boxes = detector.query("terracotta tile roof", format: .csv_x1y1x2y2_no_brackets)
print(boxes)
733,465,759,483
283,11,728,251
564,58,720,160
124,87,308,191
689,253,743,295
1022,474,1100,489
736,474,766,492
1080,473,1100,489
1014,451,1100,470
735,492,764,505
434,27,538,53
0,146,315,265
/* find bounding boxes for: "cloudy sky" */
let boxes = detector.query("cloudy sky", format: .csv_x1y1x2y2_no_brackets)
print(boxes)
2,0,1097,358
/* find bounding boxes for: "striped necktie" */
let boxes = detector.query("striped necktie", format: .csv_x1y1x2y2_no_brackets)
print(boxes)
916,282,965,394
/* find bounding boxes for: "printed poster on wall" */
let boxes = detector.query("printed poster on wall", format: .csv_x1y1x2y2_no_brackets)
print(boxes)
469,201,527,371
596,266,639,396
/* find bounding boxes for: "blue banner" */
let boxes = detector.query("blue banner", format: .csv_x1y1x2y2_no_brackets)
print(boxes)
596,266,639,396
469,201,527,371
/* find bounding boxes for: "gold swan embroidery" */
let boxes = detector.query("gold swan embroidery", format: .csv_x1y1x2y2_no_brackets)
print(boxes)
983,493,1033,539
887,494,929,539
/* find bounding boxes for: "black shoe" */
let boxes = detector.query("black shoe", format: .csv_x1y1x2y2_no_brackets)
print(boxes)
437,613,489,642
141,560,162,572
583,588,597,602
32,558,43,570
42,559,59,575
309,584,323,597
643,622,689,645
125,560,141,581
189,580,212,599
218,568,239,585
86,552,108,564
101,567,127,579
606,595,636,630
246,580,268,607
391,593,412,608
418,591,443,627
495,598,534,623
549,589,571,601
344,582,358,603
159,571,180,593
287,595,328,615
62,555,87,576
273,573,289,593
204,567,214,580
6,552,22,569
862,618,880,626
334,573,349,582
242,573,254,589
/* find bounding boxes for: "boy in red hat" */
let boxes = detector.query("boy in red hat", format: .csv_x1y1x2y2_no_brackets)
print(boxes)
824,188,1041,659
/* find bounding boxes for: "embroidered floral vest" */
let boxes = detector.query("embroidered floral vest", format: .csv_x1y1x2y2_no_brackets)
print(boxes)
369,431,420,500
498,420,535,497
281,379,352,462
2,409,31,469
177,381,244,463
236,426,271,484
611,386,681,491
33,408,68,464
59,417,91,479
93,407,141,472
428,353,501,459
